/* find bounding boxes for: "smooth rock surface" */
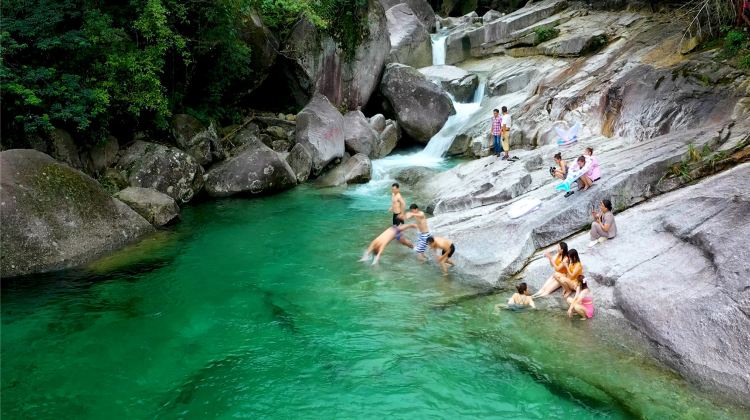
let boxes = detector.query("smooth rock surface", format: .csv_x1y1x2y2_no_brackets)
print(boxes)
115,187,180,227
385,3,432,68
117,141,205,204
373,120,401,158
316,153,373,187
380,0,436,31
380,63,456,143
0,150,153,278
294,93,345,175
286,143,313,183
419,65,479,102
344,110,379,157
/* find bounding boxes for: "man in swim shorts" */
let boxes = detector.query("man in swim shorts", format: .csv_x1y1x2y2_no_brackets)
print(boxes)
388,183,413,248
400,204,432,261
360,224,417,265
426,236,455,274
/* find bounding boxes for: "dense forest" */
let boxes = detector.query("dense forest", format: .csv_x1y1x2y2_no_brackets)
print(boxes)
0,0,367,147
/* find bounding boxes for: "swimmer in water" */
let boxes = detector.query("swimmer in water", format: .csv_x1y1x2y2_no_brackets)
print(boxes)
360,224,418,265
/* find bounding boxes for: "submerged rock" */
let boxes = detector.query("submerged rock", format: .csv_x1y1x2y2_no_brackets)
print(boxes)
117,141,205,204
0,149,153,278
115,187,180,227
204,142,297,197
316,153,373,187
380,63,456,143
294,93,345,175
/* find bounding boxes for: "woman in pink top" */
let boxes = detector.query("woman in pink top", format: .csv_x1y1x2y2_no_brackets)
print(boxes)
567,275,594,319
584,147,600,182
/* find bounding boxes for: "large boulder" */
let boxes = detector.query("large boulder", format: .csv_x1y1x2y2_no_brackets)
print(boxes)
380,0,436,31
46,128,83,169
280,0,390,109
88,135,120,174
316,153,373,187
171,114,223,166
373,120,402,158
115,187,180,227
541,32,608,57
240,9,279,93
485,66,538,97
0,149,153,278
385,3,433,68
344,110,380,157
380,63,456,143
116,141,205,204
419,65,479,102
369,114,387,133
204,141,298,197
483,0,568,47
286,143,313,183
294,93,345,175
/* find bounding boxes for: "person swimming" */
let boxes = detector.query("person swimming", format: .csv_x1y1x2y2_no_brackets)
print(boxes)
567,275,594,319
494,282,536,313
360,224,417,265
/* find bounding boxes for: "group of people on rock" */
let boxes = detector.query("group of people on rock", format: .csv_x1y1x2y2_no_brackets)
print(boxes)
360,183,456,274
552,146,601,195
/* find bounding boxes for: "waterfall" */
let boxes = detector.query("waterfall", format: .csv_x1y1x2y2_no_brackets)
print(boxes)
431,34,447,66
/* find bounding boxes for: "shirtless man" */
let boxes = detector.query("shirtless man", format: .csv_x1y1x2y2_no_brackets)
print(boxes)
400,204,432,260
360,224,417,265
427,236,455,274
388,183,413,248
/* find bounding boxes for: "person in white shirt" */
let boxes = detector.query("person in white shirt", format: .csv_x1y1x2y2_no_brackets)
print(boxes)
501,106,512,160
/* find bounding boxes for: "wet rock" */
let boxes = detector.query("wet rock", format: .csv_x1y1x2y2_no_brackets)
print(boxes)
419,65,479,102
115,187,180,227
446,133,472,156
294,93,345,175
171,114,223,166
286,143,313,183
380,63,456,143
344,110,379,157
373,120,402,158
204,141,298,197
385,3,432,68
0,149,153,278
316,153,373,187
116,141,205,204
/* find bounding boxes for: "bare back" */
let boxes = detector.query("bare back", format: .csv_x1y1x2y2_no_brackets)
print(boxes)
432,236,452,253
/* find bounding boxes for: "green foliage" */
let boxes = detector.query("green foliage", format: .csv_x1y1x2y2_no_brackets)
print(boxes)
717,26,750,69
533,26,560,45
723,29,748,55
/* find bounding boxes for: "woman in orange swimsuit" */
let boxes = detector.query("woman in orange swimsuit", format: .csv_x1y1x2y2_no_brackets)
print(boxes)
567,275,594,319
533,242,569,298
553,248,583,298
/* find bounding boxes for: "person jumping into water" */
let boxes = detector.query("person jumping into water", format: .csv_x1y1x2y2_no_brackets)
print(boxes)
427,236,455,274
361,224,417,265
388,183,413,248
400,204,432,261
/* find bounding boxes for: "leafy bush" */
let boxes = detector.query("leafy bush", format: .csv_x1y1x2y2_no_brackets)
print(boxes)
723,29,748,55
534,26,560,45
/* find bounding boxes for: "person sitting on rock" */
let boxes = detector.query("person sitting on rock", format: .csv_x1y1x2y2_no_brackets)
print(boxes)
567,275,594,319
552,152,568,180
584,147,601,183
588,199,617,247
532,241,569,298
427,236,455,275
575,156,594,191
552,248,584,298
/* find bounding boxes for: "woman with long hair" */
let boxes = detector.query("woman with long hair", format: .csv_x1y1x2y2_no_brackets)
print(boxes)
532,242,569,298
553,248,584,298
567,275,594,319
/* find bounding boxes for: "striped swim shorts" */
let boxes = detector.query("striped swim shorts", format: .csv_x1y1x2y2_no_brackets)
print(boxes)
414,232,432,254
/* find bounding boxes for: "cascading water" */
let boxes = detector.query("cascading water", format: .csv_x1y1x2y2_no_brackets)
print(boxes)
431,34,447,66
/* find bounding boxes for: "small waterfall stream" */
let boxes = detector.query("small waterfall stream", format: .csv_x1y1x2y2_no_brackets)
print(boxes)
431,34,447,66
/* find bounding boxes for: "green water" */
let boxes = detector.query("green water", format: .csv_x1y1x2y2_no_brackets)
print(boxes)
1,185,746,419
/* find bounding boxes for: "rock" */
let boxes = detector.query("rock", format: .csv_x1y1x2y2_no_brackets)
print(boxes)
116,141,205,204
281,0,390,109
541,32,608,57
380,63,456,143
344,110,380,157
483,9,502,24
239,9,279,93
380,0,436,31
369,114,387,133
316,153,373,187
445,25,485,65
204,141,298,197
385,3,432,68
373,120,401,158
49,128,83,169
98,168,129,193
294,93,345,175
419,65,479,102
271,140,292,152
446,133,472,156
286,143,313,183
485,66,538,97
115,187,180,227
265,126,287,140
88,135,120,174
171,114,223,166
394,166,439,186
0,149,153,278
483,0,568,47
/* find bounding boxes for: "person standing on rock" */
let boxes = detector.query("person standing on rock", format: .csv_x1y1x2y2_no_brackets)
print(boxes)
426,236,455,274
400,204,432,260
490,109,503,157
588,199,617,247
501,106,513,160
389,183,413,248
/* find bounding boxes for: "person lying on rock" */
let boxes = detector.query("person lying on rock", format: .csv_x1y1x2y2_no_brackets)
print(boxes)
388,183,413,249
588,199,617,248
426,236,455,275
400,204,432,261
532,241,569,298
360,224,418,265
567,275,594,319
584,147,601,183
575,156,594,191
551,152,568,180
